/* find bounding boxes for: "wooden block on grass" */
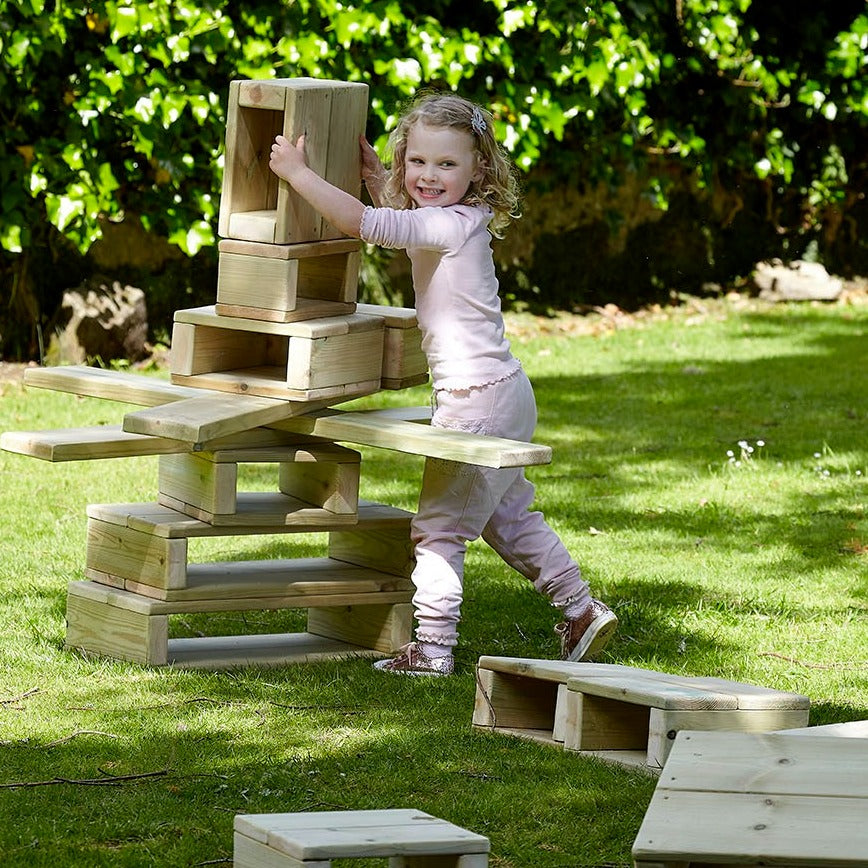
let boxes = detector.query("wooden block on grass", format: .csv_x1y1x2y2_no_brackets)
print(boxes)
307,602,413,653
233,809,490,866
632,730,868,867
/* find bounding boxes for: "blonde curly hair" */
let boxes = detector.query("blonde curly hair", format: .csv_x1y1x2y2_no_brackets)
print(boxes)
381,92,521,238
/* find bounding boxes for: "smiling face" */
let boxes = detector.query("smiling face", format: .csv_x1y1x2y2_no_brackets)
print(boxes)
403,121,483,209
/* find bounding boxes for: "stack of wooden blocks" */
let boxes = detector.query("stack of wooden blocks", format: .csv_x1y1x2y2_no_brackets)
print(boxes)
1,76,554,670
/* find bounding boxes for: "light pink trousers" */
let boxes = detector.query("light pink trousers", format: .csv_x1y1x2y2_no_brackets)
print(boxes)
411,368,590,648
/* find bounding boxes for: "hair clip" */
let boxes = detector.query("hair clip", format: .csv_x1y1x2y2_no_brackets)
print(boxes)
470,106,487,136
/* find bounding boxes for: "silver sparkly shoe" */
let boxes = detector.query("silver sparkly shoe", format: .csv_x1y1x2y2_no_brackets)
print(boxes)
373,642,454,676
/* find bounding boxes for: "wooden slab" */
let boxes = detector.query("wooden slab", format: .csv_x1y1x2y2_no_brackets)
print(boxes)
234,809,490,861
633,731,868,867
122,393,324,445
271,408,552,469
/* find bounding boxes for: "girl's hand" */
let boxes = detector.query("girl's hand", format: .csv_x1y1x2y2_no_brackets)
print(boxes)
270,134,308,184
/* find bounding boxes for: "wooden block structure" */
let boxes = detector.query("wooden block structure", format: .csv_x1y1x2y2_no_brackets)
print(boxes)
218,77,368,246
472,657,810,772
632,730,868,867
233,809,490,867
67,498,415,668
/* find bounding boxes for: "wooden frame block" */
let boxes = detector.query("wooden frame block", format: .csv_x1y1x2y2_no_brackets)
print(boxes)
233,809,490,867
218,78,368,245
307,602,413,653
169,307,385,401
357,303,428,388
472,657,811,773
158,442,360,520
328,525,415,577
215,238,362,321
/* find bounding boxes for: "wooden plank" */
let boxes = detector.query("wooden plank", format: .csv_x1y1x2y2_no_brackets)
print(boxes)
659,731,868,797
270,409,553,469
778,720,868,738
214,298,355,324
122,393,317,444
171,369,379,403
86,498,412,539
226,210,278,243
216,250,299,311
646,707,811,769
234,833,312,868
173,306,376,338
328,525,414,578
23,365,199,406
87,518,187,589
120,558,413,602
567,674,740,710
218,237,360,260
168,632,383,670
0,425,187,462
278,453,360,514
634,790,868,865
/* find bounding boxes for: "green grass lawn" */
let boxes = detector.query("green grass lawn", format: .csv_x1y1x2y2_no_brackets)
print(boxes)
0,295,865,866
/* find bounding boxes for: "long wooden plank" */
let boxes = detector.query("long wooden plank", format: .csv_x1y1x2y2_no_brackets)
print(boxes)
270,408,552,468
122,393,326,444
23,365,199,406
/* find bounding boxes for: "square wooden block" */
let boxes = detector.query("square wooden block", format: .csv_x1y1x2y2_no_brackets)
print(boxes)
234,809,490,867
218,78,368,244
169,306,384,401
216,237,360,322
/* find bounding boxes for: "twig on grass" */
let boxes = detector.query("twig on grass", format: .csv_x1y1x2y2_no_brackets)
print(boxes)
41,729,119,748
0,687,40,707
0,769,169,789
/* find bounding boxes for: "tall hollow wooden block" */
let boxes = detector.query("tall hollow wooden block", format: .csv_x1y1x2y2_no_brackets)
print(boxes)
216,237,361,322
158,442,361,522
218,78,368,244
170,307,385,401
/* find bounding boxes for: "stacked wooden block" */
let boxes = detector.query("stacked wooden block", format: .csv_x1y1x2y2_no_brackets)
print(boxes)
472,656,810,772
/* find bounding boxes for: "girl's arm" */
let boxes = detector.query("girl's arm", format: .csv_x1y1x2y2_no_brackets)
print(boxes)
269,134,365,238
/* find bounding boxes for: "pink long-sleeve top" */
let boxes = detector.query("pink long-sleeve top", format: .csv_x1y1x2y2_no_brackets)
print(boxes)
360,203,520,391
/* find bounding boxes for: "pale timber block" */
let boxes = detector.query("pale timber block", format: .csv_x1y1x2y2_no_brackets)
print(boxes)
473,657,810,772
278,452,360,514
122,392,325,446
219,78,368,245
169,307,385,399
122,558,413,603
356,302,427,388
22,364,202,407
329,525,414,577
233,809,489,865
307,602,413,653
86,498,412,540
632,730,868,867
0,425,188,462
157,490,359,528
158,443,360,518
65,581,168,665
214,297,355,324
216,250,300,311
86,518,187,590
270,409,553,469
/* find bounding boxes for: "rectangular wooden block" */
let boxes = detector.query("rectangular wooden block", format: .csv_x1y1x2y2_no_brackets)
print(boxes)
218,78,368,245
357,302,427,388
169,307,385,401
215,238,361,320
633,731,868,867
307,602,413,653
473,657,811,773
233,809,490,862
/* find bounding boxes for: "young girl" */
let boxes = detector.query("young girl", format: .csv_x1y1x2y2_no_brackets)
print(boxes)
270,92,616,675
